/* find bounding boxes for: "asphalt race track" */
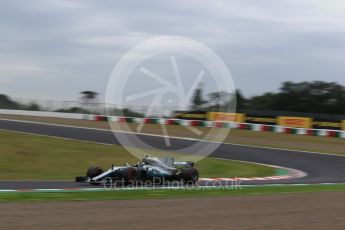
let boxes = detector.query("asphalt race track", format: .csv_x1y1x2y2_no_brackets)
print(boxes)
0,119,345,189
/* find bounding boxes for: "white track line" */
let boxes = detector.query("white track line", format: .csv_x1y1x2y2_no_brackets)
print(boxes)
0,128,113,146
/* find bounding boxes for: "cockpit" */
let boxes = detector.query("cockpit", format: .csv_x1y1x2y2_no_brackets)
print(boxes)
142,157,176,171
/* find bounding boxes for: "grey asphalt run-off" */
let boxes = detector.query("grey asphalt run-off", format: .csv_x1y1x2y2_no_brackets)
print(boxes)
0,119,344,190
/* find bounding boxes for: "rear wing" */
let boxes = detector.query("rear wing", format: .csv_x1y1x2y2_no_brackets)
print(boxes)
174,161,194,167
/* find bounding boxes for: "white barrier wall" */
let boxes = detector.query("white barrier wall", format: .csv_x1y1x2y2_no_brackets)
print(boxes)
0,109,87,120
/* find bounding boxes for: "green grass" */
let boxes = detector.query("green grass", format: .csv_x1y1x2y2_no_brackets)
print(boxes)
0,130,275,180
1,184,345,203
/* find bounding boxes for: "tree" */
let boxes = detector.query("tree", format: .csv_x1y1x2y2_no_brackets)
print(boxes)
0,94,19,109
244,81,345,114
208,91,232,107
236,90,247,110
273,81,345,114
80,91,98,101
191,84,207,110
26,103,41,111
249,93,276,110
80,91,99,113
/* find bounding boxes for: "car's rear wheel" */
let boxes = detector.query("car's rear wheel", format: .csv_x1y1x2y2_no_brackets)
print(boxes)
181,168,199,184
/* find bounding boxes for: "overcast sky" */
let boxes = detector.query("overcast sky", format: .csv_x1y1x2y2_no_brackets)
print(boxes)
1,0,345,102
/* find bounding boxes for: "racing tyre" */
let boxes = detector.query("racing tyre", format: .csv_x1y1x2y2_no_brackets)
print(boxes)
86,166,104,178
181,168,199,184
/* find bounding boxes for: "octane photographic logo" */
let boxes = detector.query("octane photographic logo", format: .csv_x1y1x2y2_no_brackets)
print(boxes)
106,36,236,162
103,178,243,191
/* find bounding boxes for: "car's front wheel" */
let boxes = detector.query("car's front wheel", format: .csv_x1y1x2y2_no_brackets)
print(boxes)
86,166,104,185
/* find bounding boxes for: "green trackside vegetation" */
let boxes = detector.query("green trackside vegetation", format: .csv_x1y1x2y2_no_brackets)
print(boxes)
0,130,276,180
1,184,345,203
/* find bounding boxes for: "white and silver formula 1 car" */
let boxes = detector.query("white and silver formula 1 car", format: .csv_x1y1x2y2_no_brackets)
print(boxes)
75,155,199,185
